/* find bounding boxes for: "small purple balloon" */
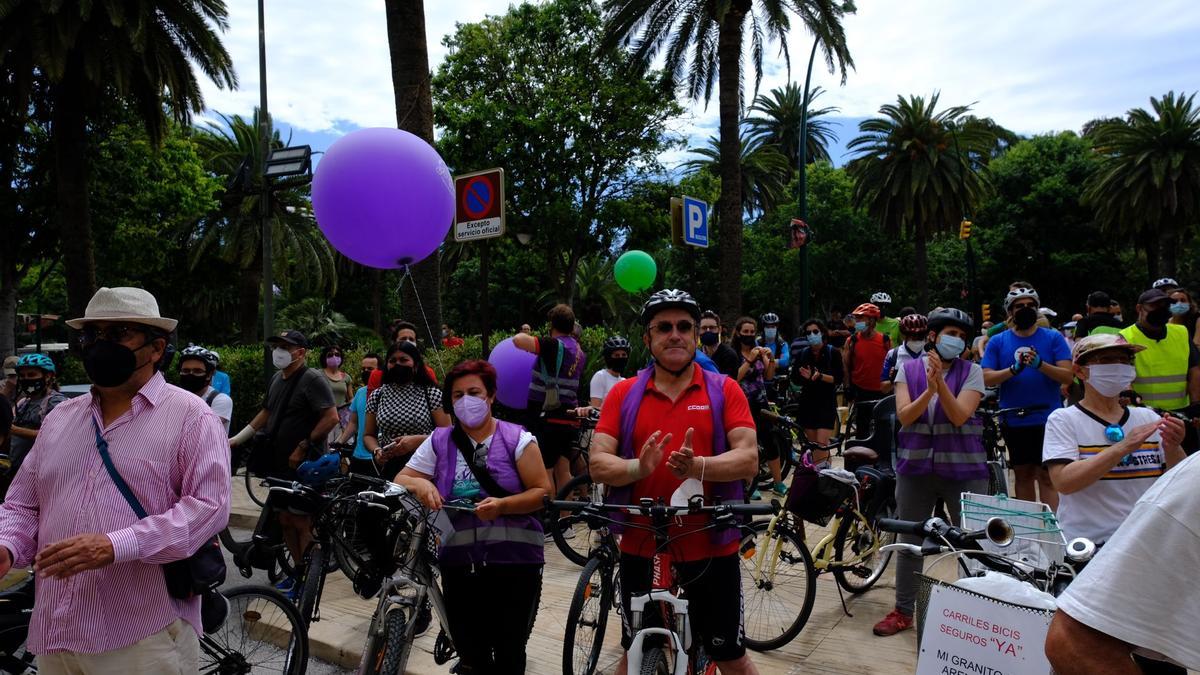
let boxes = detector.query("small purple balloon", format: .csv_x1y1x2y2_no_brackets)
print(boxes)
489,337,536,409
312,128,454,269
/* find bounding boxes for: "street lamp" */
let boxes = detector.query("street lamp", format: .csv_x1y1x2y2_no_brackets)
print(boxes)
265,145,312,178
515,231,532,246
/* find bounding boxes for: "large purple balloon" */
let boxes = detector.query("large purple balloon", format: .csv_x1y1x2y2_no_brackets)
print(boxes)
489,337,536,409
312,128,454,269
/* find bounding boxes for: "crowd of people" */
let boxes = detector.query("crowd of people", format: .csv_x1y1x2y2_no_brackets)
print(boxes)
0,276,1198,673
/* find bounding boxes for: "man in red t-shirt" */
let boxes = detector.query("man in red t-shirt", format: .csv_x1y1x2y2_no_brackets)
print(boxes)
591,289,760,675
367,321,438,395
843,302,891,434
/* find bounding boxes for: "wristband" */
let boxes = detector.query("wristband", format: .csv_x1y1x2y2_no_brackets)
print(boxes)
627,459,643,480
699,456,706,483
230,424,255,446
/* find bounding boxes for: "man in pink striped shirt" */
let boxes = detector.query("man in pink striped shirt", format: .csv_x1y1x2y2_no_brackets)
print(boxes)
0,287,230,673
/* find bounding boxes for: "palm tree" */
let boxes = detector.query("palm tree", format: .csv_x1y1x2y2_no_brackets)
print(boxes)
746,83,839,167
540,254,639,326
846,93,995,309
682,134,792,216
189,111,336,343
0,0,236,320
1083,91,1200,279
603,0,854,321
277,297,356,348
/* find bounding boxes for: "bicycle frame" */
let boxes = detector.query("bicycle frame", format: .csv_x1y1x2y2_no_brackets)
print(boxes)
626,589,692,675
749,500,879,580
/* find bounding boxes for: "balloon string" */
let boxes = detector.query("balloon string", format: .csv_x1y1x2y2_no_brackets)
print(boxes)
397,266,447,379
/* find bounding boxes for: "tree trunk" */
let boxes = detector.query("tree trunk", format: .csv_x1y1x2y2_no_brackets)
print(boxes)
914,225,930,311
52,66,96,321
1141,224,1160,281
238,256,263,344
716,8,747,322
385,0,443,343
0,259,16,358
1158,222,1178,279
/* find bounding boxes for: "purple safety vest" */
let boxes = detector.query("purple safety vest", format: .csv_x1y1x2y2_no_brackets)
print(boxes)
605,365,745,546
430,420,544,566
896,357,987,480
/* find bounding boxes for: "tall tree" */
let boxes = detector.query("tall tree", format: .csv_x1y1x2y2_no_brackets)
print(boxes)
603,0,854,321
188,110,337,343
384,0,442,345
746,83,839,167
1083,91,1200,279
0,0,236,320
846,94,995,309
682,133,792,216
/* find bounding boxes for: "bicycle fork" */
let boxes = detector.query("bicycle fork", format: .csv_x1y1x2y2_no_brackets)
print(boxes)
627,591,691,675
746,518,788,587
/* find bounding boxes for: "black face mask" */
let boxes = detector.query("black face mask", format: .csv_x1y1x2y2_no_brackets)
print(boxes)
1013,307,1038,330
1146,306,1172,327
18,378,46,397
385,364,414,384
605,357,628,373
738,334,758,348
178,374,208,393
83,339,152,388
699,332,719,346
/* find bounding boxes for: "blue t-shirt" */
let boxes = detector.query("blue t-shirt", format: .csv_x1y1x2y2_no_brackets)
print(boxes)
212,369,231,396
348,387,370,460
981,327,1071,427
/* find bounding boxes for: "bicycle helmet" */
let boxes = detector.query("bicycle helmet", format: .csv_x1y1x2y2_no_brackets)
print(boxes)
179,345,218,373
870,292,892,305
602,335,632,356
899,313,928,336
639,289,701,325
1003,287,1040,312
208,349,221,365
852,303,881,319
1152,277,1179,290
927,307,974,333
759,312,780,326
15,353,55,374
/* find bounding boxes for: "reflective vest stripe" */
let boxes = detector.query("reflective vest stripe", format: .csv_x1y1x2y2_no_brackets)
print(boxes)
1120,324,1190,411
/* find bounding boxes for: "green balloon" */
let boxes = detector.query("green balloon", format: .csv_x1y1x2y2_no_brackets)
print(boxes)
614,250,657,292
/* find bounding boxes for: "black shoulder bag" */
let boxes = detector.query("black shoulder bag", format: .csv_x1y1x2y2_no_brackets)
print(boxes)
450,426,515,498
251,367,306,476
92,421,226,600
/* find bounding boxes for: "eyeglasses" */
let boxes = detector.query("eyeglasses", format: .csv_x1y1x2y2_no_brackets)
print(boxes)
78,324,152,345
806,330,822,336
651,320,695,335
699,324,720,333
178,368,208,377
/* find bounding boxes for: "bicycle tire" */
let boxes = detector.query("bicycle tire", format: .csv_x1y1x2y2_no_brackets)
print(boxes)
244,468,269,508
739,519,816,652
552,474,599,566
297,547,324,629
831,506,895,594
638,646,671,675
200,585,308,675
379,608,413,675
563,557,612,675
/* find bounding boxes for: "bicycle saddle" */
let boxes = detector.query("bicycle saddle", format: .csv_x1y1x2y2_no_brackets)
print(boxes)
842,445,878,467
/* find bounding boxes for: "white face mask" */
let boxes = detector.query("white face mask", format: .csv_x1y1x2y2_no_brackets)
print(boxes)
905,340,926,354
1084,363,1137,398
272,347,295,370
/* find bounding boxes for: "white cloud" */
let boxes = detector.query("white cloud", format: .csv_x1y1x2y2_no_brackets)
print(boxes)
199,1,1200,138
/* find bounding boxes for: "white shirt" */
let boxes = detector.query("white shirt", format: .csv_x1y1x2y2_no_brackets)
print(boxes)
407,429,536,500
589,370,624,406
1057,453,1200,670
201,386,234,434
1042,404,1166,543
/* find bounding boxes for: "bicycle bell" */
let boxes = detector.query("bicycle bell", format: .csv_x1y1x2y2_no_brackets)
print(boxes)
1066,537,1096,563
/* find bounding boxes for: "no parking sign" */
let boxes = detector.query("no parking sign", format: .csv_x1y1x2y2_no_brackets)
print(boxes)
454,168,505,241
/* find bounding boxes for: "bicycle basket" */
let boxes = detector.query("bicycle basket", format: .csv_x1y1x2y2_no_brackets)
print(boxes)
959,492,1065,573
787,468,856,526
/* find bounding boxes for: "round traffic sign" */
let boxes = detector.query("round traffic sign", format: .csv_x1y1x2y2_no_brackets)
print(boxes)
460,175,495,220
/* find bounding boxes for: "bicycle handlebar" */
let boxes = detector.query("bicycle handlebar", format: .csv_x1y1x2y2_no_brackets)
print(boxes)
546,497,778,519
976,404,1049,419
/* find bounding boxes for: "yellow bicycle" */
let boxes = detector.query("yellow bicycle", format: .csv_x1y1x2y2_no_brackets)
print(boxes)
738,431,897,651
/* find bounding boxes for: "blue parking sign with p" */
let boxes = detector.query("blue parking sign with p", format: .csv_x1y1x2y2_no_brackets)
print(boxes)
682,196,709,248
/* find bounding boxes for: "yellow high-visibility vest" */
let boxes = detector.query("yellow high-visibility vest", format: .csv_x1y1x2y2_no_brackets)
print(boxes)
1120,323,1191,410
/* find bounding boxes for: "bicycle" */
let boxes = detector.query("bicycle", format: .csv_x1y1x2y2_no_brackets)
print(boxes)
348,476,469,675
550,496,777,675
974,404,1049,497
737,418,897,651
550,409,607,567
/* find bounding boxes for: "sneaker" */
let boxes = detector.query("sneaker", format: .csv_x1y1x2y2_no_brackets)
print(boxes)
772,482,788,497
873,609,914,636
274,575,296,593
751,489,762,501
561,527,576,540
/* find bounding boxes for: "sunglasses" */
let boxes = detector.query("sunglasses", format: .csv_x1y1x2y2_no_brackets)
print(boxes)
78,324,153,345
806,330,822,336
651,320,695,335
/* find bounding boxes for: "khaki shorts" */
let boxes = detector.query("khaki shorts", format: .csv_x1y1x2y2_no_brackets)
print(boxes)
38,618,198,675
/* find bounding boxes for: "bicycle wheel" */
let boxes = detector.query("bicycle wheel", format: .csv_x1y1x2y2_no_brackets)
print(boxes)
296,547,324,629
638,646,671,675
378,608,413,675
200,585,308,675
244,469,270,508
552,474,600,566
739,519,816,652
831,507,895,594
563,557,613,675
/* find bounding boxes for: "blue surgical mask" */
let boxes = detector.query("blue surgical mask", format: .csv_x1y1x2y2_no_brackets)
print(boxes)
1170,302,1190,316
935,334,966,361
806,332,822,346
764,328,778,341
854,321,867,333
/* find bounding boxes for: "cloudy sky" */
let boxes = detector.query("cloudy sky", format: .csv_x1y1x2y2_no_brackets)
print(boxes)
198,1,1200,167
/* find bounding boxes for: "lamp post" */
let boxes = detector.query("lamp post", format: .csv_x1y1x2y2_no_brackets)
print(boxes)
797,37,820,322
258,0,271,367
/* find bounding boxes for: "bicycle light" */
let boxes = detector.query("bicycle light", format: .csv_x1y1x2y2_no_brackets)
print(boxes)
985,517,1015,547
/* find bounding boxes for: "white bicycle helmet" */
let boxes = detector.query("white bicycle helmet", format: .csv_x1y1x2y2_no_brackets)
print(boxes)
759,312,780,326
640,289,701,325
1003,287,1040,312
870,292,892,305
1152,277,1179,290
179,345,219,372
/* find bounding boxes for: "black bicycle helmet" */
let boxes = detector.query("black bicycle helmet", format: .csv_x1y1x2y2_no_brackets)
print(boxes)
639,289,701,325
602,336,632,356
927,307,974,333
179,345,218,373
759,312,780,326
